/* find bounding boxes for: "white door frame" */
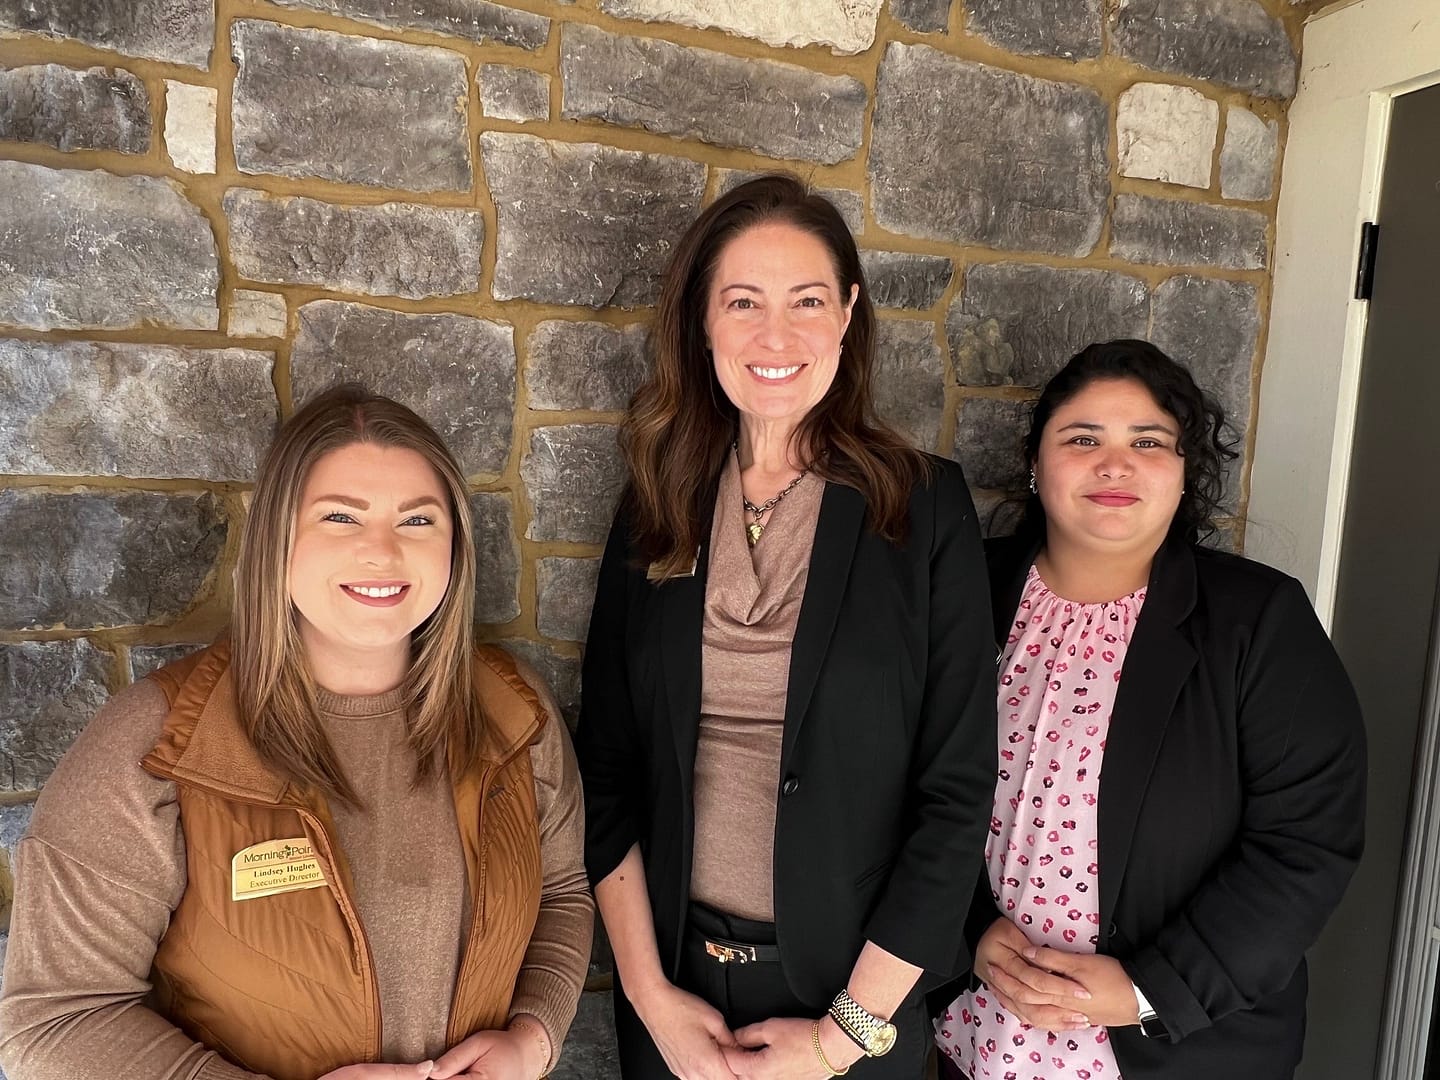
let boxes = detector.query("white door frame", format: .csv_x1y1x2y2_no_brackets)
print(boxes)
1247,0,1440,625
1251,4,1440,1077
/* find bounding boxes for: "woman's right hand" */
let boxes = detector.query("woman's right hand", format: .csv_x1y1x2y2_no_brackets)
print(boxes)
631,978,739,1080
975,917,1093,1031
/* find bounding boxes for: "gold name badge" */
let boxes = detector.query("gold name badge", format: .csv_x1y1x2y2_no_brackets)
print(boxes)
231,837,327,902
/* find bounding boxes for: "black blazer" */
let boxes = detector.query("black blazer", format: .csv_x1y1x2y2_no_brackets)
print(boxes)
967,532,1367,1080
576,456,996,1007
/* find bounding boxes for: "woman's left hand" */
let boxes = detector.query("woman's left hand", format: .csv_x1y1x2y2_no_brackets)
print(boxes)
721,1017,863,1079
429,1022,547,1080
1020,948,1142,1028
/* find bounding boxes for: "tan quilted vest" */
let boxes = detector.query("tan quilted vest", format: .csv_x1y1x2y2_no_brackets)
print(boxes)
139,641,546,1080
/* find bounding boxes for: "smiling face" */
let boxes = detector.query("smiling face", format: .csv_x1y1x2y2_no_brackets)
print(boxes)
287,442,453,686
1033,376,1186,561
704,221,858,434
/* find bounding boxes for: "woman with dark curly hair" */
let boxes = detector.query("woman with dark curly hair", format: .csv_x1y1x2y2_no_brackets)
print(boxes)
934,340,1366,1080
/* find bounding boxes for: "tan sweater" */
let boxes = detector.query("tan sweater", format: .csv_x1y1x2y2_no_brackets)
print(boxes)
0,661,592,1080
689,454,823,922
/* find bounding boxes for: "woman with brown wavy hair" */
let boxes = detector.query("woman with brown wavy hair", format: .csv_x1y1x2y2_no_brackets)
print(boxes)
576,174,997,1080
0,385,592,1080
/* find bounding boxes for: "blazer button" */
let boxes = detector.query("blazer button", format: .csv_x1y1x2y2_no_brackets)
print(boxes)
781,776,800,796
1107,922,1118,938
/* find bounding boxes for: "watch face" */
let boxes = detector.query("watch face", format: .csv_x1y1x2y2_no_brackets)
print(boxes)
866,1021,898,1056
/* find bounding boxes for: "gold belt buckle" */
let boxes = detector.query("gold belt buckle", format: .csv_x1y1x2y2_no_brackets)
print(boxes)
704,939,757,964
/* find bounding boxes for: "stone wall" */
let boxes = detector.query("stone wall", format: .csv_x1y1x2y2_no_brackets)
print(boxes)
0,0,1306,1073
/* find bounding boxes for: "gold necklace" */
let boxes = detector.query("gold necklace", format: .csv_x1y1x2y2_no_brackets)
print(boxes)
737,444,809,547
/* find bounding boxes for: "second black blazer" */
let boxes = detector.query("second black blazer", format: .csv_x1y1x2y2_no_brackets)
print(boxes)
962,531,1367,1080
577,456,996,1007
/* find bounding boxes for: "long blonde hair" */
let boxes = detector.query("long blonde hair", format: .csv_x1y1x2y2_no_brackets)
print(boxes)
231,384,479,805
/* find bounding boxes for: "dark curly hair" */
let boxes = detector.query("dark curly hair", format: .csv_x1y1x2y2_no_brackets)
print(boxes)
1021,339,1239,544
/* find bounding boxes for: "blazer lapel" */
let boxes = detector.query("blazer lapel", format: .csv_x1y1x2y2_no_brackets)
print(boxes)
658,542,709,795
1097,536,1198,941
780,482,865,773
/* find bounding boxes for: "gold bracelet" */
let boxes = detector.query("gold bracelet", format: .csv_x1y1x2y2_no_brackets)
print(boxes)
811,1021,849,1076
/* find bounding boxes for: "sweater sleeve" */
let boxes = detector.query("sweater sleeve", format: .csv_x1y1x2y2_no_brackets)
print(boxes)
507,663,595,1075
0,679,269,1080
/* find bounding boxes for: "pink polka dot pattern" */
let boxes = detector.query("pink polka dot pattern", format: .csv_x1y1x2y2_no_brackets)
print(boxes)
936,565,1146,1080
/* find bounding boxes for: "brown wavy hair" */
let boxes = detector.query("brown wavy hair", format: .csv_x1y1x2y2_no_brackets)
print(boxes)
231,383,479,806
623,173,930,578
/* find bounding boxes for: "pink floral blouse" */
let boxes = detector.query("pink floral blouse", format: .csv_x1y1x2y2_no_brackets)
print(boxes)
936,565,1147,1080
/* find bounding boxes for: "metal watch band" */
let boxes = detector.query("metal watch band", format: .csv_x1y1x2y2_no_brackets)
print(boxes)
828,989,879,1050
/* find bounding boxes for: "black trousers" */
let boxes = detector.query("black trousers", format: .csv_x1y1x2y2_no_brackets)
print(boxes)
613,904,933,1079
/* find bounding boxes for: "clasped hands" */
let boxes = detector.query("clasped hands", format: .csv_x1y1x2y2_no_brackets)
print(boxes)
633,977,864,1080
974,916,1141,1032
317,1015,549,1080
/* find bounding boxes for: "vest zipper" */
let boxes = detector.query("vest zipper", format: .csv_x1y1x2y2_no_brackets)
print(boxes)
445,724,539,1046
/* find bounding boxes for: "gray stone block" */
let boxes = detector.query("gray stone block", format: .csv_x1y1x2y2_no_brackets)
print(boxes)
0,491,226,632
1111,0,1297,99
972,488,1028,538
267,0,549,49
0,0,213,68
1110,194,1268,270
873,320,945,452
499,639,580,728
0,162,218,332
536,558,601,643
225,189,484,300
965,0,1101,59
0,640,111,791
526,321,649,412
891,0,952,33
946,263,1150,388
1151,274,1259,436
482,134,705,308
0,339,276,481
521,425,626,544
0,64,150,153
479,64,549,122
0,803,34,879
552,990,621,1079
860,250,953,310
714,170,864,235
471,492,521,625
952,397,1032,490
561,24,866,164
596,0,882,55
869,44,1108,257
229,290,288,338
128,643,205,681
1220,106,1278,202
292,300,516,477
231,20,471,192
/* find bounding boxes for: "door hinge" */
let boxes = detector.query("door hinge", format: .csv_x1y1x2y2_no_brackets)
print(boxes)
1355,221,1380,301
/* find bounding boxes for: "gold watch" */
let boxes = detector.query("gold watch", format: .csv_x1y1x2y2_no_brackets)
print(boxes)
828,989,897,1057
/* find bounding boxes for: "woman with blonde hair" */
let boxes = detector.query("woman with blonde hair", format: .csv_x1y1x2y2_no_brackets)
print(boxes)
0,384,593,1080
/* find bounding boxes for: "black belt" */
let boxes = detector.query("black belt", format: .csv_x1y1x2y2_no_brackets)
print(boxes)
696,933,781,965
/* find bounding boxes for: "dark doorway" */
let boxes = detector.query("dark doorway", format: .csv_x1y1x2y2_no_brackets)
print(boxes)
1306,82,1440,1080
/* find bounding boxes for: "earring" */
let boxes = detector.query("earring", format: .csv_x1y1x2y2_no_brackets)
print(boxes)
1028,469,1037,494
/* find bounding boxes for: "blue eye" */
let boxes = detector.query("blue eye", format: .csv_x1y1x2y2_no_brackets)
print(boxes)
401,515,435,527
322,511,358,524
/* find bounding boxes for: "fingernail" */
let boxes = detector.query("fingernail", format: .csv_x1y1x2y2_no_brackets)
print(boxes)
1022,947,1038,959
1075,990,1092,1000
1072,1015,1089,1025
